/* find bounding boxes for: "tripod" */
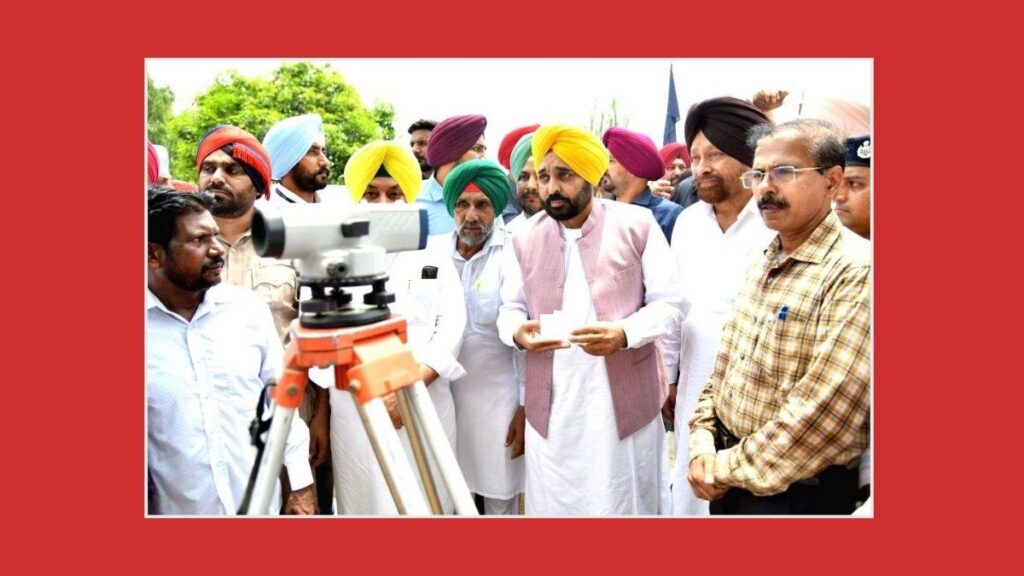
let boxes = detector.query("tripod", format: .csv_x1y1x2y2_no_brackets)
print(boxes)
242,311,477,515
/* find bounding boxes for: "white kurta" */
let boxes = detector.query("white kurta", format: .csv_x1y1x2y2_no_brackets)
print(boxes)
661,198,774,516
497,207,681,515
317,236,467,515
449,227,524,501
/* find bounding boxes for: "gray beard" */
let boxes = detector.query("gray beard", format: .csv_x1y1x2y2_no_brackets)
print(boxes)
457,229,489,247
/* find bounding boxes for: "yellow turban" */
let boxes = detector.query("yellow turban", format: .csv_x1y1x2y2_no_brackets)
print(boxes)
531,124,609,187
343,141,422,202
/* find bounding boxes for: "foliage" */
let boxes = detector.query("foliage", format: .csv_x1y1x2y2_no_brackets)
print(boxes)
161,62,395,183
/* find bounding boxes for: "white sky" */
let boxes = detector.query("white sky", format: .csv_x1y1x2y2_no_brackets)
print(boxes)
146,58,871,157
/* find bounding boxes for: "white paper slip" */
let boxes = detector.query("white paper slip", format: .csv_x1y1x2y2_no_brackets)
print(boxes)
539,310,572,341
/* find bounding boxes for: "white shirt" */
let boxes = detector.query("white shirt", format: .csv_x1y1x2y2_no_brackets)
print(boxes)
449,226,524,500
661,197,774,516
256,183,355,207
146,284,312,515
321,236,467,514
496,205,681,515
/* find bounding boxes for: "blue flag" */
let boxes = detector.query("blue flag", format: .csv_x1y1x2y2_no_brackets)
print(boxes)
663,65,680,146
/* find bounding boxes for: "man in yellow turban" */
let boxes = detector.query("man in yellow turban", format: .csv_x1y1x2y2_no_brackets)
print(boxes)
497,124,683,515
343,141,422,203
322,140,466,515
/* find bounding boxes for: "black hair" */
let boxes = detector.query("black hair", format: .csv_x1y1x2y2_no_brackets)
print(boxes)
407,119,437,134
747,119,846,171
148,187,215,250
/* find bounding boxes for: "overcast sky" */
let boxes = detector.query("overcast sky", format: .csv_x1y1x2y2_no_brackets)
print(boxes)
147,58,871,159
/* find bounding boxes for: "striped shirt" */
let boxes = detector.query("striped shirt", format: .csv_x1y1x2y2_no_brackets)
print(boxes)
688,211,870,496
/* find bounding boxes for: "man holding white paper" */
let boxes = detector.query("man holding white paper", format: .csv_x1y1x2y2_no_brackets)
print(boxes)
497,124,683,515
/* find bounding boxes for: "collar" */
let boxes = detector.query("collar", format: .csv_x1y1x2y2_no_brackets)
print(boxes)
421,175,444,201
450,223,507,261
631,186,656,207
764,210,842,266
274,183,319,204
146,284,230,321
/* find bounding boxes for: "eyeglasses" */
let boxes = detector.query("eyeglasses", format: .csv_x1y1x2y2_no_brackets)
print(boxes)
740,166,825,189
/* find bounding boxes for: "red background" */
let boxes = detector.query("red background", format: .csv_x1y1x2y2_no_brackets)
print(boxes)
5,1,1002,572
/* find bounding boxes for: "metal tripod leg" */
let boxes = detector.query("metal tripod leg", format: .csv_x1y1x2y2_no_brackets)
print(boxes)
396,386,444,514
248,401,295,515
405,380,478,515
352,389,430,515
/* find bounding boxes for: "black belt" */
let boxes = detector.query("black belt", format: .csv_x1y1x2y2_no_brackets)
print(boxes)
715,419,741,450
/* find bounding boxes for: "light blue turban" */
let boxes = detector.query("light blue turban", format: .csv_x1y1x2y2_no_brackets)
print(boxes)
262,113,325,180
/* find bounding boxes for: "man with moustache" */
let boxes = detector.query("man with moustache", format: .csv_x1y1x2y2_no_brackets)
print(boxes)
419,114,489,235
195,126,323,510
196,125,297,339
443,159,524,515
408,119,437,180
650,143,692,203
660,96,775,516
505,131,543,234
497,124,682,515
835,134,872,244
687,119,871,515
261,113,336,513
601,126,684,242
320,140,466,515
146,188,315,515
263,113,332,204
834,132,872,508
496,124,540,223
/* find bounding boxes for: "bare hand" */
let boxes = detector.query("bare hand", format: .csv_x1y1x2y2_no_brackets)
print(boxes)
383,392,403,429
505,406,526,459
419,364,439,386
513,319,571,353
651,179,675,199
284,483,318,515
688,453,728,501
569,322,626,356
662,383,677,421
752,89,789,112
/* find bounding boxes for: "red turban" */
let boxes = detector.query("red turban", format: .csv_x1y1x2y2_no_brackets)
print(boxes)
147,140,160,185
659,143,691,168
497,124,540,170
195,125,273,199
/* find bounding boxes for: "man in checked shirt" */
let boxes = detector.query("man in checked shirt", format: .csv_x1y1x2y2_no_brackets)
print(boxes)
687,119,871,515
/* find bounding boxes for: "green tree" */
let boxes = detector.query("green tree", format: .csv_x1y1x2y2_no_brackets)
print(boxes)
147,76,175,147
165,62,395,184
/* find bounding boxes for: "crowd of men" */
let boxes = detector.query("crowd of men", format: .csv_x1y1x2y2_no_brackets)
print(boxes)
147,91,872,516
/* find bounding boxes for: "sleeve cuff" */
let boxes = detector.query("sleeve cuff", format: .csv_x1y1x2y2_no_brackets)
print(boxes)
420,349,466,381
285,460,314,491
620,317,642,350
665,365,679,384
689,428,716,462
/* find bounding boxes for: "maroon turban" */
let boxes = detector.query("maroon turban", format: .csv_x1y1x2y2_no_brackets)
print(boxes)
147,140,160,185
426,114,487,168
602,127,665,181
497,124,540,170
683,97,770,168
659,143,691,168
195,125,273,199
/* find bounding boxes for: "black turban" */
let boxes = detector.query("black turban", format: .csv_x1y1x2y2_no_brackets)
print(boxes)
683,96,770,167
